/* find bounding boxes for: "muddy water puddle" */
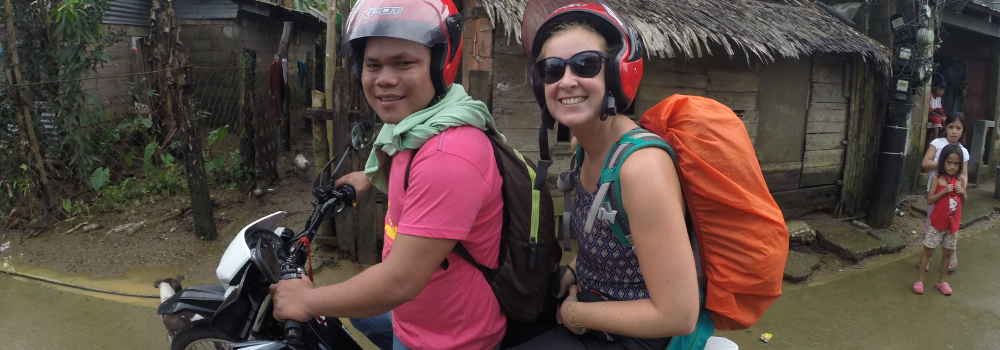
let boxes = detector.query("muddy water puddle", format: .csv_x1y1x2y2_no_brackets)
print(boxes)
719,228,1000,349
0,275,166,350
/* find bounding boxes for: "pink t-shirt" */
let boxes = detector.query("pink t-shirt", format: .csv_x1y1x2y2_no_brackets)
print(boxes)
383,126,506,350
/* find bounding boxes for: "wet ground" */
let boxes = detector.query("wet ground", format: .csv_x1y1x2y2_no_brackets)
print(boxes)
0,257,376,350
0,276,165,350
4,225,998,349
3,154,998,349
719,225,1000,349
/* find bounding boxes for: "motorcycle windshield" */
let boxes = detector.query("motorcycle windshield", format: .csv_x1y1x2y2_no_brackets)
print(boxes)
217,211,288,286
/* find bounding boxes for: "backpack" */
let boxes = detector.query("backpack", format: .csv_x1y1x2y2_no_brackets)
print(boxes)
403,128,562,323
574,95,788,331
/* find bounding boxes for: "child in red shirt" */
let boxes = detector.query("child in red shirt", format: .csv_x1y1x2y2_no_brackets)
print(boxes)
913,144,965,296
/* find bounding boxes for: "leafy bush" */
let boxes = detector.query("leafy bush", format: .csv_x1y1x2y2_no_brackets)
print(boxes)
204,125,251,187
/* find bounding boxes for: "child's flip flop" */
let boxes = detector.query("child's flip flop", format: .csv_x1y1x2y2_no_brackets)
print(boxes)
936,282,953,296
912,281,924,295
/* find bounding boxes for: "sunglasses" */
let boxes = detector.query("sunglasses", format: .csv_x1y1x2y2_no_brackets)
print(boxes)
535,50,607,84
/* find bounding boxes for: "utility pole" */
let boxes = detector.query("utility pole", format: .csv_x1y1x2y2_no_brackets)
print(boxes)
870,0,935,228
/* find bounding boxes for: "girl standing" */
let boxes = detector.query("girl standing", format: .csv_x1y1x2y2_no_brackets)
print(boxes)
920,115,968,272
913,144,965,296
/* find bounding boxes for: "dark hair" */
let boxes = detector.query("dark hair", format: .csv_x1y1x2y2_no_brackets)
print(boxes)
937,144,964,176
944,113,964,130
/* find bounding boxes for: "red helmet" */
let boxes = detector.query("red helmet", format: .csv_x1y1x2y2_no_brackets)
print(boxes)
344,0,464,98
522,0,644,125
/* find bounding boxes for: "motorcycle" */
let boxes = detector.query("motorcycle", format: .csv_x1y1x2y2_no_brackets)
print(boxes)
156,123,372,350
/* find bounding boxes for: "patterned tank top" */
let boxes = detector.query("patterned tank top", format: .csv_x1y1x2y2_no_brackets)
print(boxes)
572,170,649,301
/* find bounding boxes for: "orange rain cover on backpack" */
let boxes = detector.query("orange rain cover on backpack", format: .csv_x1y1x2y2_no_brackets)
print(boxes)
639,95,788,330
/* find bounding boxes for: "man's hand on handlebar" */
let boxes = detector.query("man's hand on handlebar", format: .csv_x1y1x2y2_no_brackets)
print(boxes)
335,171,371,197
270,277,316,322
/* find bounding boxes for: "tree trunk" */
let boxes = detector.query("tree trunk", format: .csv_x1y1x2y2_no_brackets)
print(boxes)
147,0,217,239
240,49,258,191
3,0,54,212
178,88,217,240
276,21,293,152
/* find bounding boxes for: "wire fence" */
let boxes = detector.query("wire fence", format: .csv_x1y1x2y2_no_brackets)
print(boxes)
0,64,294,217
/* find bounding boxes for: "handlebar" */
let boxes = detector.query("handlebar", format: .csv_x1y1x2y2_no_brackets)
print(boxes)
267,121,371,349
276,184,356,348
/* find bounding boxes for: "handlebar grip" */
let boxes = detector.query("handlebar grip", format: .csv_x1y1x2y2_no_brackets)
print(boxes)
340,184,357,204
279,263,306,347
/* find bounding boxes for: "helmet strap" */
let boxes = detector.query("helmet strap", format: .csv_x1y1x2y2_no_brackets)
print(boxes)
603,93,616,120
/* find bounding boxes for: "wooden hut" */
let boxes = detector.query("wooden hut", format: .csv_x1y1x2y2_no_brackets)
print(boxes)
463,0,890,218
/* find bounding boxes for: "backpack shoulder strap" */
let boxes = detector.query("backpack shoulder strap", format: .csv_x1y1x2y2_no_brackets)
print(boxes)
583,128,674,248
406,130,529,274
401,140,493,272
403,148,417,191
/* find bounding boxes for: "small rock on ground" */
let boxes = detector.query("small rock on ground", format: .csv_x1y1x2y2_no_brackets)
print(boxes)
784,250,821,283
787,220,816,245
869,229,907,254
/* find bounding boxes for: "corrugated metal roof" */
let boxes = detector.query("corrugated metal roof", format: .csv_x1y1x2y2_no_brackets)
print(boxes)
104,0,238,25
104,0,152,26
175,0,240,20
971,0,1000,13
104,0,323,25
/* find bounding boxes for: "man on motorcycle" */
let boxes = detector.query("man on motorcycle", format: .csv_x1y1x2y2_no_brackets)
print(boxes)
270,1,506,349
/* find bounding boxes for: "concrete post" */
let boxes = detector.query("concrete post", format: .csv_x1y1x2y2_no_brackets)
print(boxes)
969,120,995,185
990,41,1000,198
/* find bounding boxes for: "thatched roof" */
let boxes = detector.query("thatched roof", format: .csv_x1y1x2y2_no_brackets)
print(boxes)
481,0,889,69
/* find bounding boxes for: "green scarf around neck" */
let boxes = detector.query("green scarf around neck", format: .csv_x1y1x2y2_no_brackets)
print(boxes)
364,84,496,192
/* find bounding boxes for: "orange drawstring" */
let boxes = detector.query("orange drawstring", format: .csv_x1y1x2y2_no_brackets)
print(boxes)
298,237,314,279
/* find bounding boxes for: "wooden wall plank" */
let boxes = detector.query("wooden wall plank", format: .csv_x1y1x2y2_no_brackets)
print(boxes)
742,110,759,143
502,128,555,153
762,161,802,191
653,58,707,74
806,133,844,151
740,109,759,124
708,70,759,92
634,87,707,115
800,165,842,187
807,104,848,122
490,45,533,132
756,58,811,166
705,92,757,111
644,71,709,89
744,122,759,143
804,149,844,168
501,113,547,130
810,82,848,104
764,170,801,192
807,121,847,134
635,60,710,115
761,161,803,173
812,62,843,84
772,185,839,219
